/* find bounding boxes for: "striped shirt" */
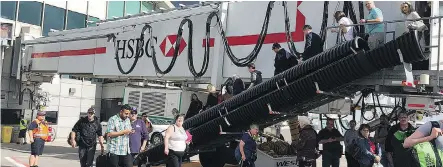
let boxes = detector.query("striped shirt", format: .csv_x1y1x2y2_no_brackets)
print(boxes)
107,115,131,155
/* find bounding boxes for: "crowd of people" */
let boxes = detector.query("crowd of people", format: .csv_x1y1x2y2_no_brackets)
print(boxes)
66,104,188,167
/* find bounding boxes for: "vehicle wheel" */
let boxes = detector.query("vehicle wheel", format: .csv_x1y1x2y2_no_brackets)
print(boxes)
150,133,163,146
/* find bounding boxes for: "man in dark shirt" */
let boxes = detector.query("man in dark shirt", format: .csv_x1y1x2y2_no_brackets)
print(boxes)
70,108,105,167
318,118,344,167
385,112,415,167
272,43,299,76
302,25,324,61
247,63,262,89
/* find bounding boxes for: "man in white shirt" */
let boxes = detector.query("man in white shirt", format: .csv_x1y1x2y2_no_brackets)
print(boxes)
331,11,355,42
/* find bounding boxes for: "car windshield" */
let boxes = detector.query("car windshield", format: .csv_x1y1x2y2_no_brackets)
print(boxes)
148,116,174,125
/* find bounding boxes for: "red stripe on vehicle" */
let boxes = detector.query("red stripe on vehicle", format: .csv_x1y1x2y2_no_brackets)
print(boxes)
32,47,106,58
202,1,305,47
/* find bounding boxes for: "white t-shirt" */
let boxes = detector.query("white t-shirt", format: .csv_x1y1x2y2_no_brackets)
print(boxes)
338,17,354,41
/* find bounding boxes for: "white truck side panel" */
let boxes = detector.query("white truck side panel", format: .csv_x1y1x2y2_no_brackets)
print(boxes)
222,1,304,79
58,39,98,73
26,1,434,80
93,12,216,77
31,43,60,72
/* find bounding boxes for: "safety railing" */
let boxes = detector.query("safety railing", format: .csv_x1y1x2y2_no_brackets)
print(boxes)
325,16,443,86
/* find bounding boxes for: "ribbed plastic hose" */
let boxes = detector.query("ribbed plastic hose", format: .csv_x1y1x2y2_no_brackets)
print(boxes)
144,31,425,164
188,31,425,147
184,37,369,129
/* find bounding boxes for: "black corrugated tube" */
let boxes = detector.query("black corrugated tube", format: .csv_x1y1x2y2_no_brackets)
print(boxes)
144,31,425,164
183,37,369,129
186,31,426,147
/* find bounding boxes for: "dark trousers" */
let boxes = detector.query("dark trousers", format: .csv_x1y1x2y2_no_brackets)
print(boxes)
322,151,340,167
109,153,132,167
345,152,359,167
79,145,96,167
166,149,184,167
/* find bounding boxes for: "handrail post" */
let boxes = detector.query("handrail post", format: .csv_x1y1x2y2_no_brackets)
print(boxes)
437,17,442,87
383,22,388,44
324,27,328,50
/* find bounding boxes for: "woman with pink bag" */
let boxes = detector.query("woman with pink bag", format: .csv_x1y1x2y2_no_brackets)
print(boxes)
164,114,189,167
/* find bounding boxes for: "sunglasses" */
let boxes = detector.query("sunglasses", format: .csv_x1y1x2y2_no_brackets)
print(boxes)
87,112,94,115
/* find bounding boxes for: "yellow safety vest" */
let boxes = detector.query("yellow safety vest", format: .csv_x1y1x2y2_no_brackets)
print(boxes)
19,119,28,130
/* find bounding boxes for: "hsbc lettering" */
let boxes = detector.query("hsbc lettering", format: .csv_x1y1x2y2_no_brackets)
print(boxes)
276,160,297,167
114,36,157,59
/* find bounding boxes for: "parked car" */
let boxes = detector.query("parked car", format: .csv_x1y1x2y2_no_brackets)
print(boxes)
146,116,174,146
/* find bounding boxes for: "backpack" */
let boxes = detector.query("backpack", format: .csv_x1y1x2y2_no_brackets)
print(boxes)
347,138,362,160
411,121,443,167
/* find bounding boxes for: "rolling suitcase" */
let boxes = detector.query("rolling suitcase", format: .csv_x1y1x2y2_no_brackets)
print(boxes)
95,153,108,167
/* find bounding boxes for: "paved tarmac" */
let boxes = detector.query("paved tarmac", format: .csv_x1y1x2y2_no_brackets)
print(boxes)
1,141,347,167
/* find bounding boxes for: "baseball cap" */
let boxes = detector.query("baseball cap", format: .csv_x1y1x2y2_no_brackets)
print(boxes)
37,111,46,116
87,108,95,114
131,110,138,115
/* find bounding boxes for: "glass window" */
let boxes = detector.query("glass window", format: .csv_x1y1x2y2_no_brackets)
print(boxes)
125,1,140,16
141,2,153,12
45,111,58,124
17,1,43,26
67,10,86,30
42,4,66,36
1,1,17,20
87,16,100,27
107,1,124,19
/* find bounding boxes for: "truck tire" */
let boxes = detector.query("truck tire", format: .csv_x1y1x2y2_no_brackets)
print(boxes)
150,133,163,146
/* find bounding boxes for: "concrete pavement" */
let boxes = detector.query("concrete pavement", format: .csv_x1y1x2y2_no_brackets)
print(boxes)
1,142,93,167
1,141,348,167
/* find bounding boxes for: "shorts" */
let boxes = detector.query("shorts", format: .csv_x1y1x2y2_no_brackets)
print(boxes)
31,138,45,155
19,129,27,138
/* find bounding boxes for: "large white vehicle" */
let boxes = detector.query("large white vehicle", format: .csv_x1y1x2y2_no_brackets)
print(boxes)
16,1,443,167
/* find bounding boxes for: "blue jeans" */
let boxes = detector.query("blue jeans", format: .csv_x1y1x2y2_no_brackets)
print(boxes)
322,151,340,167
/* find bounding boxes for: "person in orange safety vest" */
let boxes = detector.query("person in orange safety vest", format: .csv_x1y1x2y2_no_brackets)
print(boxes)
27,111,49,167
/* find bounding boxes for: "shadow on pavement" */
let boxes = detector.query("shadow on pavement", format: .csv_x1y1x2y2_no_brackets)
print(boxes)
1,143,102,161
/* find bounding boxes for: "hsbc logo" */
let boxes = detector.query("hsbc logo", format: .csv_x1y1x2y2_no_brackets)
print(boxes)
160,34,187,57
112,33,186,59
